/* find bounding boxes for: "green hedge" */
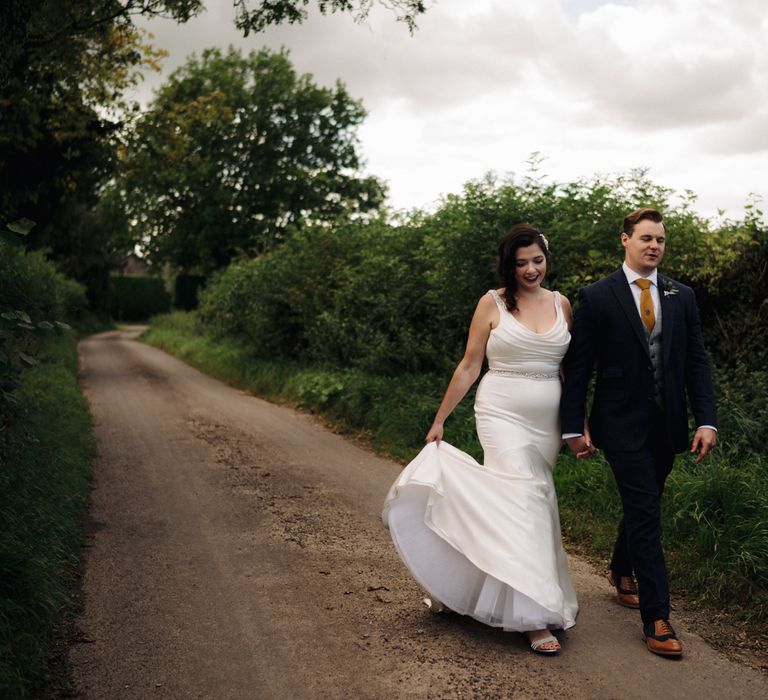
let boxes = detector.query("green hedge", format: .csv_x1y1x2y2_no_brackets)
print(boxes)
0,245,87,322
110,274,171,321
198,173,764,379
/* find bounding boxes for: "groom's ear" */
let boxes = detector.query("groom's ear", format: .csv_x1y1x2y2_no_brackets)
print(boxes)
620,232,629,248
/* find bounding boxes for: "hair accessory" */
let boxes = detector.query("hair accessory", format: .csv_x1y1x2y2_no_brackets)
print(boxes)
539,233,550,251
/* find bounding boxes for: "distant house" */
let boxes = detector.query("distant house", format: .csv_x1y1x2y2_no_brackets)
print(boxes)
118,253,150,276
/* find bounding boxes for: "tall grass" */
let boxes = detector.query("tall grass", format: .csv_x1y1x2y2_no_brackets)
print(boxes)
145,311,768,626
0,333,95,697
664,452,768,617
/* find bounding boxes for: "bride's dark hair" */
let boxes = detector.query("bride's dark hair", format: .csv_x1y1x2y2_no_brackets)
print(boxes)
496,224,550,313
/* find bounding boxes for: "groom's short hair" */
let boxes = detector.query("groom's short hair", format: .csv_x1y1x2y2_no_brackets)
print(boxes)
623,208,664,236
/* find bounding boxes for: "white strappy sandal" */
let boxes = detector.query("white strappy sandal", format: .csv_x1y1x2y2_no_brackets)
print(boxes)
528,634,561,655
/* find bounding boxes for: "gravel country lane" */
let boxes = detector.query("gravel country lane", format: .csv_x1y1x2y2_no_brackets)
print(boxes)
69,327,768,699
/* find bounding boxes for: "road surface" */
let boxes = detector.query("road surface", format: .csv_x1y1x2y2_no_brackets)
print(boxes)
69,327,768,698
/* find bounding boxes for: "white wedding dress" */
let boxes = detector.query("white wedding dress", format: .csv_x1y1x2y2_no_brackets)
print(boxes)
382,290,578,631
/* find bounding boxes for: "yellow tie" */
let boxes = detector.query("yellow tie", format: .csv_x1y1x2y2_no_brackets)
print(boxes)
634,278,655,333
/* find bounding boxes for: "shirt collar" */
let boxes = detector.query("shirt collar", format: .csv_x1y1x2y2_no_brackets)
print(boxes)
622,261,658,287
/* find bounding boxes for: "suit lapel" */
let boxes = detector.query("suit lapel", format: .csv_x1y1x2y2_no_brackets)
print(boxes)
609,268,651,359
658,272,675,365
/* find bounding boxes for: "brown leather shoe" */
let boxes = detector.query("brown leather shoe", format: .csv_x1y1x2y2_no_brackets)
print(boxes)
607,571,640,609
643,620,683,657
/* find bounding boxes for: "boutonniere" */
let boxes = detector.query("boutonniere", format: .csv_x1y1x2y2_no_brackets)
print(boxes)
662,280,679,297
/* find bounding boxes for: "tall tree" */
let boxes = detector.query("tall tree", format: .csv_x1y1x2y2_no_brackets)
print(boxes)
0,1,201,87
0,2,195,306
0,1,198,226
118,47,385,273
0,0,417,304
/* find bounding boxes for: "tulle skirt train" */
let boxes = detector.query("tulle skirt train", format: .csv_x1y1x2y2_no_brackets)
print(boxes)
383,440,578,631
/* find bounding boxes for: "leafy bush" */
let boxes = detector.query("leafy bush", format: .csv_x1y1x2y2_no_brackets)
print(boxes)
109,274,171,321
200,221,373,361
302,221,438,373
1,244,87,421
698,221,767,370
712,366,768,455
198,171,765,380
0,244,87,322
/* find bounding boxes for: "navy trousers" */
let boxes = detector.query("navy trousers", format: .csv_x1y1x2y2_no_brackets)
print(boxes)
604,408,675,624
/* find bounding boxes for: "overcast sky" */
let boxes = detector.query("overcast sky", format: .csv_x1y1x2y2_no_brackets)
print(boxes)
134,0,768,221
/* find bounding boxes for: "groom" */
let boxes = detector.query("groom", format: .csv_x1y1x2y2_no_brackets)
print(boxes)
560,207,717,657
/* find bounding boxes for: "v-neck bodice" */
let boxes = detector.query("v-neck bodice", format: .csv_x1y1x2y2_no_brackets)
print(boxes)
486,289,570,374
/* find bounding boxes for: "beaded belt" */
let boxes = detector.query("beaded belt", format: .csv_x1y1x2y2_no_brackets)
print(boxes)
487,368,560,381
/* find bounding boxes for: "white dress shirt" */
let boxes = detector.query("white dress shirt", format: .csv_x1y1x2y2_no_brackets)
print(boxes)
622,261,661,323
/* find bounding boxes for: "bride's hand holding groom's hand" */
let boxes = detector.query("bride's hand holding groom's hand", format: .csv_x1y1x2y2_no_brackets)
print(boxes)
565,431,596,459
564,417,596,459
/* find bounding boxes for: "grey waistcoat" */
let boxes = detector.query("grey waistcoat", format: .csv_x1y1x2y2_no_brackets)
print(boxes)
646,314,664,408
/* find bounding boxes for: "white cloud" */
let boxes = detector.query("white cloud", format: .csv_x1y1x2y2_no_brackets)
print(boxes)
698,111,768,154
132,0,768,219
551,0,766,130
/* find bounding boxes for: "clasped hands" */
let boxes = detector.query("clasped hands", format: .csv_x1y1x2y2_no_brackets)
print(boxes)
565,431,596,460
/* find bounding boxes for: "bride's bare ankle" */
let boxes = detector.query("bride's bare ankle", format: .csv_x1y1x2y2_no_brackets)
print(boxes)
526,629,551,642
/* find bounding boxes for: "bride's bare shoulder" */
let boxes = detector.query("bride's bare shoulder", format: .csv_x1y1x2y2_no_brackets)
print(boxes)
556,291,572,310
478,291,499,310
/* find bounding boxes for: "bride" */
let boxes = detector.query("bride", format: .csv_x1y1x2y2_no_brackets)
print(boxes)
382,224,582,654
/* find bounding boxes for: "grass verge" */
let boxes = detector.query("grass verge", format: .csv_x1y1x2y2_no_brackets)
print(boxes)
0,331,96,697
144,311,768,632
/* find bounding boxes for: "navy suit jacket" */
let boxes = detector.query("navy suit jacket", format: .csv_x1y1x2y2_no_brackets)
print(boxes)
560,268,717,453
